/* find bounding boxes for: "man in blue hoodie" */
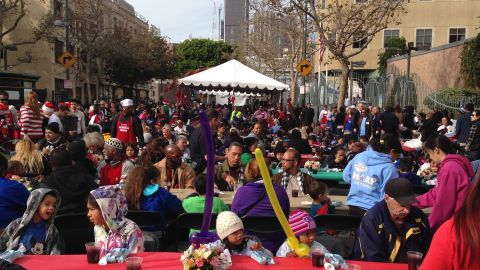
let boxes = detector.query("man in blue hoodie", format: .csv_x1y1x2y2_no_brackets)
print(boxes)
343,135,401,217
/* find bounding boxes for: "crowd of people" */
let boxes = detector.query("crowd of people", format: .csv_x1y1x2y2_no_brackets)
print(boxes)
0,90,479,268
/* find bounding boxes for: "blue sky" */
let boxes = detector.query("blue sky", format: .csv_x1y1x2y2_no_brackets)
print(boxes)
129,0,223,43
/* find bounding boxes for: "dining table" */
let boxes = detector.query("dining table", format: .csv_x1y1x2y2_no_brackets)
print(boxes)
15,252,410,270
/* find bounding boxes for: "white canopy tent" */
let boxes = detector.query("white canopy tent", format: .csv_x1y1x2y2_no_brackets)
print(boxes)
178,59,289,94
198,90,261,106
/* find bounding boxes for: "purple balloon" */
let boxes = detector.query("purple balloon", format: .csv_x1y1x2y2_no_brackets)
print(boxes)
193,110,216,244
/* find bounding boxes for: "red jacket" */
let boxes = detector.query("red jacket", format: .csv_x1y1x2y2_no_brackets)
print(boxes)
421,218,478,270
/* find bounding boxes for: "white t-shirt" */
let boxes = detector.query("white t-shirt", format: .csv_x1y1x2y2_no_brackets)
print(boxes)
48,113,64,132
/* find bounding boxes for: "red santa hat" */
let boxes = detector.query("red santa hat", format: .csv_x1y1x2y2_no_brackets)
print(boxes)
42,101,56,114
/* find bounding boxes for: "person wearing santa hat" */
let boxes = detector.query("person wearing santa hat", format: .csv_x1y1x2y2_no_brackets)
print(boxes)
110,99,144,147
41,101,56,133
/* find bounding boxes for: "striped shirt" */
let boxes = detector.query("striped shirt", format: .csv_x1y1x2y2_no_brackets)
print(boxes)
19,105,43,138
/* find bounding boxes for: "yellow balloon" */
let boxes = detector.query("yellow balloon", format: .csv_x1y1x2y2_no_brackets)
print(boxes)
254,148,310,257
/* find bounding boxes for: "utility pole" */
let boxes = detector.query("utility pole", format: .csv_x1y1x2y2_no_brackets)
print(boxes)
65,0,70,81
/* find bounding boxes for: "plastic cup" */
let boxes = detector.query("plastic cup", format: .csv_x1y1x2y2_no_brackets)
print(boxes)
85,242,100,264
126,256,143,270
311,248,324,267
407,251,423,270
292,189,299,197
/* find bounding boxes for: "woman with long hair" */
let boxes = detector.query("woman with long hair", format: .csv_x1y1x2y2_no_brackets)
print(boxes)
123,166,182,231
414,135,473,231
231,159,289,254
421,173,480,269
137,137,168,166
19,91,43,143
10,139,49,176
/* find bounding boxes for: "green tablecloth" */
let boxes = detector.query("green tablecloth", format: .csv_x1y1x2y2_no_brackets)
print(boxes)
271,168,348,185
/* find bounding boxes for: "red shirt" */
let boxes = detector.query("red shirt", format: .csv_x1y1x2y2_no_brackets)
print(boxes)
99,162,122,186
421,218,477,270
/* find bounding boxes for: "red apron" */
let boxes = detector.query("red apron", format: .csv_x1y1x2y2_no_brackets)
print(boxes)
116,114,136,145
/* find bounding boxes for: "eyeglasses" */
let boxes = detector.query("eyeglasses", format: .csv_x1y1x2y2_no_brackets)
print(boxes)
281,158,295,162
0,99,7,102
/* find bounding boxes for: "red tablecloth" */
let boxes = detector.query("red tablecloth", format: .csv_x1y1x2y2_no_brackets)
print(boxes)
16,252,407,270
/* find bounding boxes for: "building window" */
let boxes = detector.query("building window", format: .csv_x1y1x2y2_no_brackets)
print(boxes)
416,28,432,49
53,0,63,21
352,33,367,49
55,39,64,63
449,28,466,43
384,29,400,47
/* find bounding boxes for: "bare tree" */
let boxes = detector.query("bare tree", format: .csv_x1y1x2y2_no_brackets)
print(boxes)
68,0,108,103
283,0,408,108
246,0,306,103
0,0,52,69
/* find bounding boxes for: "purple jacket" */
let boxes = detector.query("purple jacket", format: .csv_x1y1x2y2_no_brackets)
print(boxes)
231,181,290,253
414,154,473,231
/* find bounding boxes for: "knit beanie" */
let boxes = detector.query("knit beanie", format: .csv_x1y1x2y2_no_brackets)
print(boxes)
289,210,316,237
216,211,244,241
45,122,60,134
105,138,124,150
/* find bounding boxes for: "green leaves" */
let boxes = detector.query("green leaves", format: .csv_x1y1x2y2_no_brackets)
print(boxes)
377,36,407,76
460,34,480,91
176,39,237,75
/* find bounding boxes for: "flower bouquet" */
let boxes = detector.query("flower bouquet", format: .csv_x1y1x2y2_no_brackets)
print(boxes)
181,240,232,270
304,160,321,174
417,162,438,185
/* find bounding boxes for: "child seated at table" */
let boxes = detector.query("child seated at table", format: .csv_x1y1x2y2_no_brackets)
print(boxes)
308,181,334,217
87,185,143,264
0,188,62,255
398,157,421,185
216,211,274,265
183,174,229,234
276,210,328,257
323,146,347,170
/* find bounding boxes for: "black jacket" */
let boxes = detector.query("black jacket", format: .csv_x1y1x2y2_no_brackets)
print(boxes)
39,166,98,215
355,200,431,263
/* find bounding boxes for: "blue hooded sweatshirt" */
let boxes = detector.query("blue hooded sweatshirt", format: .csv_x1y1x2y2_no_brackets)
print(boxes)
343,147,398,210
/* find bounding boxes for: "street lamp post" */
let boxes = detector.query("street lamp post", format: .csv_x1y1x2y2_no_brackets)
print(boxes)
404,42,418,106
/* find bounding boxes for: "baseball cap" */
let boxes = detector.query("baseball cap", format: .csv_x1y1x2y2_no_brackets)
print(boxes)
385,178,417,206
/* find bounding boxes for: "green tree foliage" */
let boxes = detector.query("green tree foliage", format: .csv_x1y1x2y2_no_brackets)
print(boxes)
460,33,480,92
100,29,176,97
176,39,237,75
377,37,407,76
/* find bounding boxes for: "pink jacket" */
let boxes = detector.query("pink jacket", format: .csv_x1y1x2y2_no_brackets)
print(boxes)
414,154,473,230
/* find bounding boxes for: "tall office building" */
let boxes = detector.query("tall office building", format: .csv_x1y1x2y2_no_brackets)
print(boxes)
224,0,249,46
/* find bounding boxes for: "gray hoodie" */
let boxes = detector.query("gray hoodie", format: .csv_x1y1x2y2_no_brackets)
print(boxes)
0,188,62,254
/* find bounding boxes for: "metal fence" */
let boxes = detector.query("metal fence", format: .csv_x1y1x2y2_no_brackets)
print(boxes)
364,65,480,112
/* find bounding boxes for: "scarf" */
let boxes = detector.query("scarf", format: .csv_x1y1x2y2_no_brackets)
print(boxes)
228,165,244,191
281,171,304,194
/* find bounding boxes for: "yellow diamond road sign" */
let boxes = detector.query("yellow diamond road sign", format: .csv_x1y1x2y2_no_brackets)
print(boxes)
296,59,313,77
58,51,76,69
